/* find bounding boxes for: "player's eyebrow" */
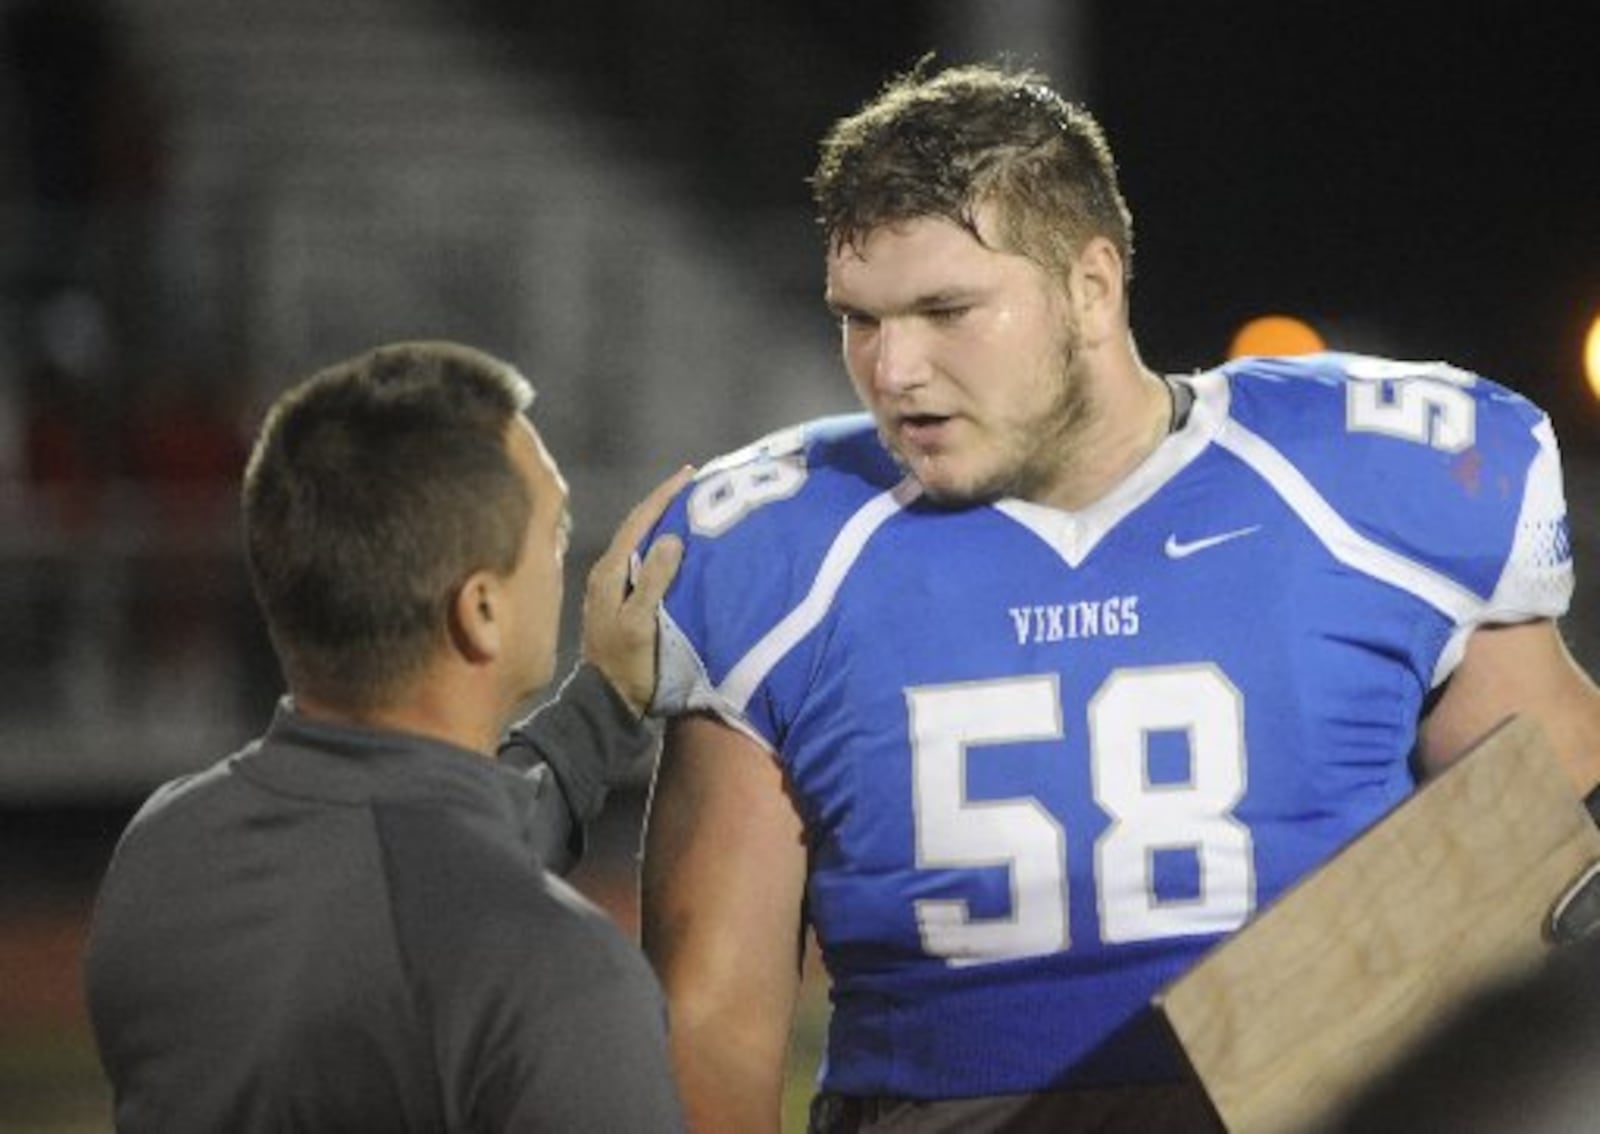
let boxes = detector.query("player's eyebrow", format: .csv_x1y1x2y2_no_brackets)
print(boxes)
908,288,981,311
826,287,982,320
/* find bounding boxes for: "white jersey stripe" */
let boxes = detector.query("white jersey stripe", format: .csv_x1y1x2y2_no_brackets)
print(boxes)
719,479,920,712
1215,417,1485,627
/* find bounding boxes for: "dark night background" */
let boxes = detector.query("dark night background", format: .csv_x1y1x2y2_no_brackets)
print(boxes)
1092,2,1598,442
500,0,1600,442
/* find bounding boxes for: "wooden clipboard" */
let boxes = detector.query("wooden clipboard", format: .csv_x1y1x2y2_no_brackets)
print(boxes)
1154,716,1600,1132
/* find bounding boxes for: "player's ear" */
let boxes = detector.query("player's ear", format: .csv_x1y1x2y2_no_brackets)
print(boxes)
1072,235,1126,346
450,571,503,663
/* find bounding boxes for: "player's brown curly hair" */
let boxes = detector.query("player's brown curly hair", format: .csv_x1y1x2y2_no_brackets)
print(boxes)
811,58,1135,290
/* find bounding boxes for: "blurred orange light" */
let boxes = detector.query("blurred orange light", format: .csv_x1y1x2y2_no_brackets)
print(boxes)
1585,313,1600,406
1228,315,1327,359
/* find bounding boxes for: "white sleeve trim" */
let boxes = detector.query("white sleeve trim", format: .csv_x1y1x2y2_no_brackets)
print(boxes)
1483,416,1575,622
651,609,777,754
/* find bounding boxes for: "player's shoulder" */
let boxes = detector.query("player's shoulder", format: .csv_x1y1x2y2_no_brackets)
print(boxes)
1207,352,1567,601
670,412,901,544
1216,352,1549,451
648,414,909,722
696,412,891,480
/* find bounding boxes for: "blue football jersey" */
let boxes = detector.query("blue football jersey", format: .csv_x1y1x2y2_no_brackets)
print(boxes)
648,353,1574,1098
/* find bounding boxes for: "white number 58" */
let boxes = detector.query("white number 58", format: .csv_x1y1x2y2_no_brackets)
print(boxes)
909,667,1255,966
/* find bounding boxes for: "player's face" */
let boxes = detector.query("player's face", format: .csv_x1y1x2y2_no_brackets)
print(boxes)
501,416,569,705
825,207,1089,507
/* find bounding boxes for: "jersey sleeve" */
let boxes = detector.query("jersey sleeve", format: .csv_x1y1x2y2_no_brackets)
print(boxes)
644,414,901,747
1484,415,1574,623
1222,353,1575,627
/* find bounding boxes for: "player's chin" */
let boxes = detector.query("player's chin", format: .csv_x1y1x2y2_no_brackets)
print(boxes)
882,435,1000,506
909,464,1001,509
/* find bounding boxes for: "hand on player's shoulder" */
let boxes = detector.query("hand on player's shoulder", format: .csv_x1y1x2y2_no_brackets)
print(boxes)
582,467,692,716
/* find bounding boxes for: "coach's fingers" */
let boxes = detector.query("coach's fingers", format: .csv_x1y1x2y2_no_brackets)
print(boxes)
627,534,684,610
580,466,694,717
592,465,695,595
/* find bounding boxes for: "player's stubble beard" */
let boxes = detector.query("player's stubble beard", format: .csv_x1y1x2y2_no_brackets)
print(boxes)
894,316,1091,509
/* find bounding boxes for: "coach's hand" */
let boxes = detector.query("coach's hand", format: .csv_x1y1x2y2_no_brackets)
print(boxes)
581,466,691,717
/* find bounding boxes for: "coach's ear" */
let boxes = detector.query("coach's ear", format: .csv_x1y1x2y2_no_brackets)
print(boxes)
450,571,504,664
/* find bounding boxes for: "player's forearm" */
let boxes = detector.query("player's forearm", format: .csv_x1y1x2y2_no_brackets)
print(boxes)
644,908,803,1132
646,938,796,1132
648,933,798,1134
670,1018,789,1134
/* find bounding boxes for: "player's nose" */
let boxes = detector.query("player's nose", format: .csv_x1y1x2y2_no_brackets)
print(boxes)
872,319,931,396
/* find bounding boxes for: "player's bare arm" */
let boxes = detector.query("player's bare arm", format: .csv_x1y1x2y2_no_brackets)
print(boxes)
1417,618,1600,793
642,713,810,1133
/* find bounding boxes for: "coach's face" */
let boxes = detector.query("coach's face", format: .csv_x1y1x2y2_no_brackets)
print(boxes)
501,416,570,705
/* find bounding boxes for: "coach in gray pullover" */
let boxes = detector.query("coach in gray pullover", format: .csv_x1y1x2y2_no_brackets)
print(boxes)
84,342,690,1132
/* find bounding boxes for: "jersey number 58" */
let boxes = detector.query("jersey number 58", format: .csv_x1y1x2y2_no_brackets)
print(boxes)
909,667,1255,965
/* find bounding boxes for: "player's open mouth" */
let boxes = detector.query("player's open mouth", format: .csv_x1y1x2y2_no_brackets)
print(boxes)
898,414,952,447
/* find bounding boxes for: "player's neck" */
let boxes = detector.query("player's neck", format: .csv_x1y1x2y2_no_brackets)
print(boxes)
1044,361,1174,512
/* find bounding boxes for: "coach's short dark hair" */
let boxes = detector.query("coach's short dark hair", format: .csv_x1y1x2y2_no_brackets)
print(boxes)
242,341,535,709
812,59,1134,290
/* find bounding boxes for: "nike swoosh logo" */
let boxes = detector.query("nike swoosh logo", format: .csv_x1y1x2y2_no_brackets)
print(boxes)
1164,525,1262,559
